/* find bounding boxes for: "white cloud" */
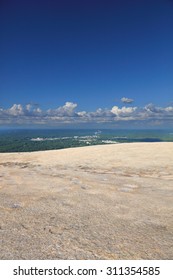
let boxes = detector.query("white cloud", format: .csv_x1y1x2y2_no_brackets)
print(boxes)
77,111,87,117
26,104,32,111
33,107,42,114
47,102,77,116
144,104,173,116
7,104,24,116
121,97,134,104
111,106,137,116
165,106,173,112
0,102,173,127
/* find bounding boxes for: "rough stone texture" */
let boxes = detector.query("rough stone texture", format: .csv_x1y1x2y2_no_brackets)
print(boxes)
0,143,173,259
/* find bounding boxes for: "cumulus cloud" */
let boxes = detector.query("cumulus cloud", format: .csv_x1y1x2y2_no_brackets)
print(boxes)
7,104,24,116
144,103,163,113
77,111,87,117
0,101,173,127
143,103,173,116
26,104,32,112
165,106,173,112
47,102,77,117
110,106,138,122
111,106,137,116
121,97,134,104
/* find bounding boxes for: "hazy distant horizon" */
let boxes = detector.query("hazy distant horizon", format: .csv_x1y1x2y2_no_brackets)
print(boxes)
1,128,173,153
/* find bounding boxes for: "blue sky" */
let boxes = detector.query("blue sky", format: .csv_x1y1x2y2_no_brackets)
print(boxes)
0,0,173,128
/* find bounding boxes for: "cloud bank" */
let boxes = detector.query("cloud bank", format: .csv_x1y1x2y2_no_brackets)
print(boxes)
0,102,173,127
